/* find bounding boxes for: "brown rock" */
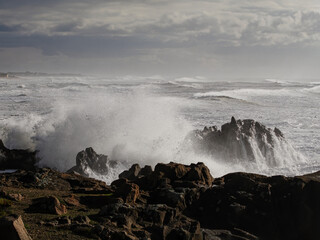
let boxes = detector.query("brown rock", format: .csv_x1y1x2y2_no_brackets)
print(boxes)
119,164,141,180
64,194,80,207
183,162,214,186
0,189,23,201
112,179,140,203
0,215,32,240
155,162,189,181
30,196,67,215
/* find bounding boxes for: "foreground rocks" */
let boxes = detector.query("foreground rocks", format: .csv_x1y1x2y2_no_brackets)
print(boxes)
0,215,32,240
1,161,320,239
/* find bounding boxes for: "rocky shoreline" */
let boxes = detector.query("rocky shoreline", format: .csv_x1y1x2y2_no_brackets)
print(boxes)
0,118,319,239
1,159,320,239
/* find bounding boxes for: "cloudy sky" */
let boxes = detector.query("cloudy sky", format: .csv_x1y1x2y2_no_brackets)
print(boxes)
0,0,320,78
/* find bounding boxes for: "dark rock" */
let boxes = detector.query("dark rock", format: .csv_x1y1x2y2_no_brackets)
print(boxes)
155,162,189,180
202,229,258,240
139,165,153,177
0,215,32,240
183,162,214,186
64,194,80,206
119,164,141,180
188,117,291,165
111,178,140,203
73,215,90,225
57,216,72,225
186,170,320,240
0,140,38,170
151,188,186,210
28,196,67,215
67,147,122,178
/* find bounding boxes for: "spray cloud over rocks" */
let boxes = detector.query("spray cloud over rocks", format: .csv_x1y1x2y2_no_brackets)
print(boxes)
1,90,193,172
0,88,308,181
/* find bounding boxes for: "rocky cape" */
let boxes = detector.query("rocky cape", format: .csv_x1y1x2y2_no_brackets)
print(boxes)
0,118,318,239
1,159,320,239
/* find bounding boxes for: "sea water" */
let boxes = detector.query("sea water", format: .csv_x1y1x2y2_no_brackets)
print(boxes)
0,75,319,182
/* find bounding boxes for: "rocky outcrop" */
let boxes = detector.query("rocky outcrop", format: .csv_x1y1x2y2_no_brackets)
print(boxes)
188,117,292,165
0,215,32,240
3,159,320,239
0,140,38,170
28,196,67,215
67,147,123,178
185,171,320,240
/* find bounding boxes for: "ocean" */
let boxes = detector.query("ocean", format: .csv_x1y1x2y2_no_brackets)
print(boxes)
0,75,319,183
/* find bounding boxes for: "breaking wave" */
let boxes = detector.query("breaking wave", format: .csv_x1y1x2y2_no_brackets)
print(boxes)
194,88,299,101
0,81,310,181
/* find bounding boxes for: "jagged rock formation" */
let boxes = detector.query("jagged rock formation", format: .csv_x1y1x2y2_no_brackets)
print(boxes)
67,147,121,177
0,117,297,174
188,117,291,165
0,140,38,170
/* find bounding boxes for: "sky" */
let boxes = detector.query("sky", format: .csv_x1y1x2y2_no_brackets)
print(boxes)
0,0,320,79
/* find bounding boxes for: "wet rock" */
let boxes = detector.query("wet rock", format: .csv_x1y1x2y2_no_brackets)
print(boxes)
188,117,291,164
0,215,32,240
67,147,120,177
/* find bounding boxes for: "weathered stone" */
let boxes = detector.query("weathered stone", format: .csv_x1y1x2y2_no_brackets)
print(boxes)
0,215,32,240
29,196,67,215
64,194,80,206
183,162,214,186
112,178,140,203
155,162,189,181
119,164,141,180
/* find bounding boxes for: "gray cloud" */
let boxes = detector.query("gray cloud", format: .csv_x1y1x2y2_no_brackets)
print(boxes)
0,0,320,77
0,24,23,32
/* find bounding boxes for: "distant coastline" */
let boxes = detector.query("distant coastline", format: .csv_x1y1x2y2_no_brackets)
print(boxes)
0,71,82,78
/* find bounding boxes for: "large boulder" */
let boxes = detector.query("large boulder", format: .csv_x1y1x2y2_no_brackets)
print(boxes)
186,171,320,240
0,215,32,240
119,162,214,191
111,178,140,204
0,140,38,170
28,196,67,215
